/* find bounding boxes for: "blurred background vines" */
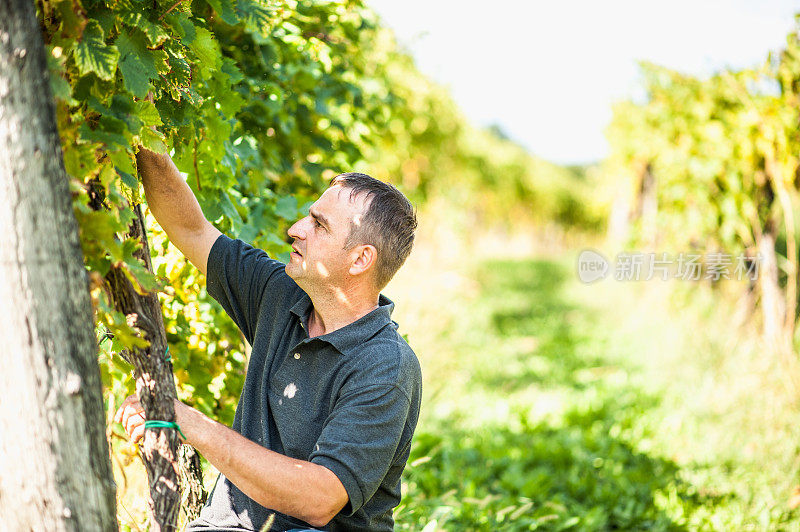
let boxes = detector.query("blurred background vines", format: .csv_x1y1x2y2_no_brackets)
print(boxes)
603,23,800,356
35,0,800,527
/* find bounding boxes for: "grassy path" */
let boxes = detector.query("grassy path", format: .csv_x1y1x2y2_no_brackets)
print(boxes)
390,252,800,531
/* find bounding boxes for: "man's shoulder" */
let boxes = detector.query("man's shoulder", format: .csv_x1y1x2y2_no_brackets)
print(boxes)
342,328,421,403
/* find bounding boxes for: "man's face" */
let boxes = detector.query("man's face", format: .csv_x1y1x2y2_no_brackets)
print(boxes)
285,185,368,288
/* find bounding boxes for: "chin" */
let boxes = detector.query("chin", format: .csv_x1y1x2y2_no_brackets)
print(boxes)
285,263,307,285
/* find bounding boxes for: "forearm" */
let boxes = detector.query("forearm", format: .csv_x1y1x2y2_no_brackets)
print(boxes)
175,401,347,527
136,147,208,236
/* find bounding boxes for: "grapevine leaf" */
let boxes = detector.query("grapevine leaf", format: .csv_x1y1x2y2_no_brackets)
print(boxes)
274,195,297,220
49,73,73,103
219,190,243,223
46,47,77,105
164,12,196,44
154,49,171,75
189,27,222,76
135,100,164,126
205,0,239,25
139,126,168,153
78,117,129,148
118,168,139,189
93,7,116,36
87,95,142,134
120,11,170,46
110,148,136,177
109,95,143,132
181,85,204,107
155,96,192,128
221,57,244,84
197,189,224,221
164,47,192,96
116,32,161,98
73,20,119,81
54,0,84,41
235,0,274,32
238,223,258,243
63,142,101,181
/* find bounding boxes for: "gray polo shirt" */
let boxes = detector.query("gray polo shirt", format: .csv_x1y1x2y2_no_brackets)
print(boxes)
187,234,422,532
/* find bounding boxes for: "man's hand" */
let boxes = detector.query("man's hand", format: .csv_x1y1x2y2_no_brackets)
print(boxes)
114,395,190,445
114,395,147,445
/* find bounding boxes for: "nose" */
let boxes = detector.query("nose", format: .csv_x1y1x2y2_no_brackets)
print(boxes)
287,217,307,240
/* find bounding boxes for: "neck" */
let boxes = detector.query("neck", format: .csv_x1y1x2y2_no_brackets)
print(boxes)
304,283,380,337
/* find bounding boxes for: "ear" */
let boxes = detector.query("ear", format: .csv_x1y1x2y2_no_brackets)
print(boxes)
349,244,377,278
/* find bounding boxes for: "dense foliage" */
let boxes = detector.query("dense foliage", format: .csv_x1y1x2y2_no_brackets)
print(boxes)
40,0,395,426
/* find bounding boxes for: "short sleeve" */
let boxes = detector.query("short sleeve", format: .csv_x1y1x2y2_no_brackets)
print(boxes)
205,234,287,344
309,384,412,514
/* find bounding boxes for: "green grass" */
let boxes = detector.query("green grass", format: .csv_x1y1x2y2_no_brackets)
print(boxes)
393,257,800,531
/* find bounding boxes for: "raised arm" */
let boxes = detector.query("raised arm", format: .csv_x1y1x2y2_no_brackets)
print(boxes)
136,146,221,276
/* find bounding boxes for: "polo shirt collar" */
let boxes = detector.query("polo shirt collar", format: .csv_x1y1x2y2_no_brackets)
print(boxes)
289,292,397,355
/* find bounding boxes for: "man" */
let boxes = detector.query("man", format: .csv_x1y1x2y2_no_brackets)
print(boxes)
115,146,422,531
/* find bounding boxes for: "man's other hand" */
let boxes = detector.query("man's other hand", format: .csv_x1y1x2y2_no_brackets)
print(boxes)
114,394,146,445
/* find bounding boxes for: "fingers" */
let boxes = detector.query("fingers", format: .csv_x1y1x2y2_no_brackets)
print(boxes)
112,395,181,445
113,394,139,424
114,395,146,443
131,423,146,445
124,410,145,437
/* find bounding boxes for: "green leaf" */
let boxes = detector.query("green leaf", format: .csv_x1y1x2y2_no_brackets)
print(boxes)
109,95,143,132
236,0,274,31
205,0,239,25
140,126,168,153
49,72,74,103
135,100,163,127
169,55,191,87
120,10,170,46
92,6,117,36
116,32,161,98
188,27,222,76
46,48,76,105
63,142,100,180
78,117,129,148
109,148,135,175
238,223,258,243
164,13,196,44
155,96,192,128
219,190,243,223
121,256,161,294
73,21,119,81
118,169,139,189
221,57,244,84
274,195,298,220
197,189,224,221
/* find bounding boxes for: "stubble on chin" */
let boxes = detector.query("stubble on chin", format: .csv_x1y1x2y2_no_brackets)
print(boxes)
285,261,305,283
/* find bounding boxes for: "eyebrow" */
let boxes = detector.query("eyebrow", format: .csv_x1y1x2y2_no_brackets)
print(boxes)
309,208,331,230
